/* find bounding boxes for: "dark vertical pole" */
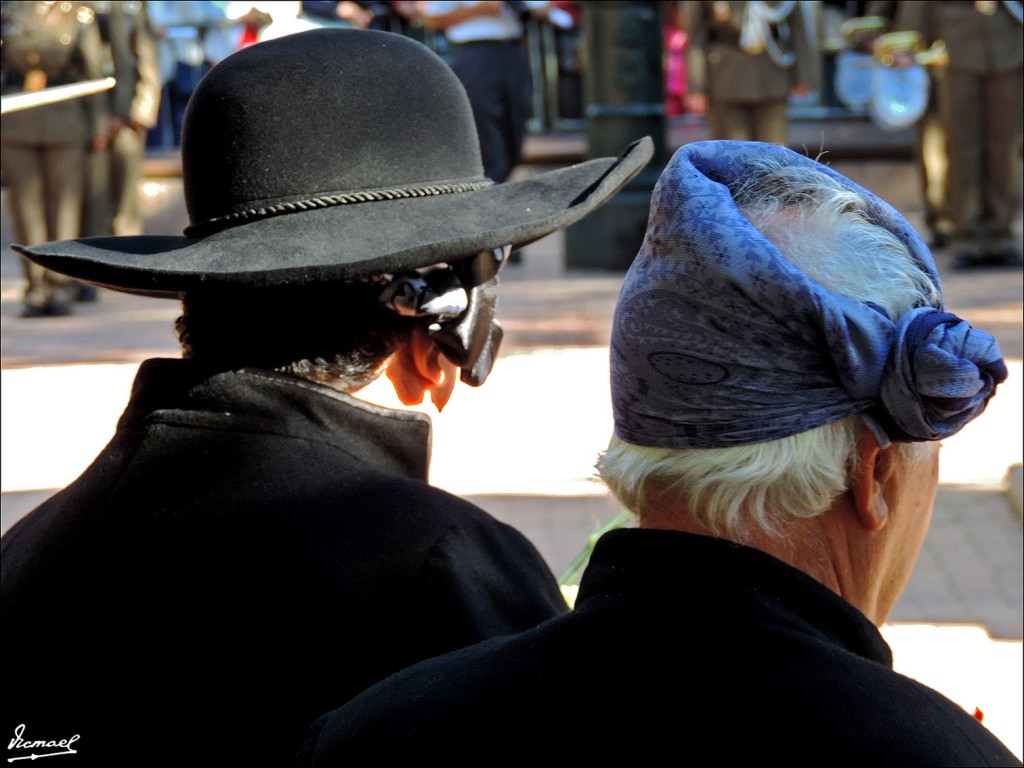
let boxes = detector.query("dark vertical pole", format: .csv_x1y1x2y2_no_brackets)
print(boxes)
564,1,668,270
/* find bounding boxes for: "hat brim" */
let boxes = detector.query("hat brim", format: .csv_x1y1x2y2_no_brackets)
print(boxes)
16,138,653,298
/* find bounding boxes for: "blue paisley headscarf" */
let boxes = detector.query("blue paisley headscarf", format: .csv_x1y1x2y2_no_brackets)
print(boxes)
611,141,1007,448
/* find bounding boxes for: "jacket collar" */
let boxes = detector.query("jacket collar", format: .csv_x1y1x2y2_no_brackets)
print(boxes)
119,358,432,481
576,528,893,668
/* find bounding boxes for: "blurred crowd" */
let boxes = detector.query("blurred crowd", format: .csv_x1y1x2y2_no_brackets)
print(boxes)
1,1,1021,316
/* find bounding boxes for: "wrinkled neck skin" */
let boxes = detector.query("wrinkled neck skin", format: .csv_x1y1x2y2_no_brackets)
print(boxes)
638,485,928,628
637,506,847,593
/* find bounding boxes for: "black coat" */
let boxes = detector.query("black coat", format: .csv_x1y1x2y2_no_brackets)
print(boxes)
1,359,567,767
298,528,1022,767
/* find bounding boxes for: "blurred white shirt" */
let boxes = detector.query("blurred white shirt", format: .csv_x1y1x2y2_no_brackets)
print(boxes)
423,1,551,43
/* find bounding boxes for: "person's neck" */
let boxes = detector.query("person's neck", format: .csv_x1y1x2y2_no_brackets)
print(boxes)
637,496,884,624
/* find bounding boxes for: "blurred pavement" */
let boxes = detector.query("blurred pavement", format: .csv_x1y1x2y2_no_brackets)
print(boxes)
2,152,1021,758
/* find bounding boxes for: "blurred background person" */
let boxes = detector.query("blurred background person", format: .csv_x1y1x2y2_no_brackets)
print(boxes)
303,0,375,28
663,0,689,117
684,0,815,144
883,1,1022,270
862,1,952,251
0,0,107,317
301,1,421,30
417,1,552,185
224,1,311,43
417,1,559,264
231,2,274,48
248,1,399,41
293,140,1016,766
81,0,161,256
146,1,233,149
549,0,581,122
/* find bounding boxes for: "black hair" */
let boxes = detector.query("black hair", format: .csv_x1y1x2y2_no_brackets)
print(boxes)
175,282,418,392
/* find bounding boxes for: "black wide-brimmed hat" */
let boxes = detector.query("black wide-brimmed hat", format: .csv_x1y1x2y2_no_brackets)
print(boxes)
15,27,652,298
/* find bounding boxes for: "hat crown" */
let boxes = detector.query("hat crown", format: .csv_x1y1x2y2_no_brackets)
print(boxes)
181,28,485,228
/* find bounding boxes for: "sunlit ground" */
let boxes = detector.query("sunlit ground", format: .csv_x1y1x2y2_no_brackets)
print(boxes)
1,351,1021,758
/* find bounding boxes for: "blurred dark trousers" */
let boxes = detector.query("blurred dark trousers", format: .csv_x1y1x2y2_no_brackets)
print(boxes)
450,38,532,184
147,62,208,149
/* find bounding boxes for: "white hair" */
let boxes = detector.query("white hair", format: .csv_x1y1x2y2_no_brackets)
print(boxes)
598,157,939,541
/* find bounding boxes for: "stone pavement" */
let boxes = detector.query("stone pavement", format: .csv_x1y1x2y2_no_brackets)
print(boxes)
2,155,1022,757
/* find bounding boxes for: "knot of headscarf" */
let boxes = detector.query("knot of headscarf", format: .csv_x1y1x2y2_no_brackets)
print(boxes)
878,308,1008,441
610,141,1007,448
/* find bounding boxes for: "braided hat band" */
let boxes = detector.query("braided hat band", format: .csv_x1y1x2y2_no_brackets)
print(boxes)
183,180,493,237
611,141,1007,448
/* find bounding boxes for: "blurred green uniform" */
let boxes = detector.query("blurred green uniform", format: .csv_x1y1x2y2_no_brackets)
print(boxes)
1,0,107,316
82,1,161,240
890,1,1023,266
685,1,814,145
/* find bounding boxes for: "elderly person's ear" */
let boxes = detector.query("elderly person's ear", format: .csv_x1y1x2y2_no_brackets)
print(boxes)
386,325,460,412
851,430,895,531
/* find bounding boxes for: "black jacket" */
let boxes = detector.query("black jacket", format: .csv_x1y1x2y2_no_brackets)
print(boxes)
297,528,1022,767
1,359,567,767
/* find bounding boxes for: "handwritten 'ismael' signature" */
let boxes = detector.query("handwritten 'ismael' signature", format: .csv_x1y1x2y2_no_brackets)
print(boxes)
7,724,80,762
